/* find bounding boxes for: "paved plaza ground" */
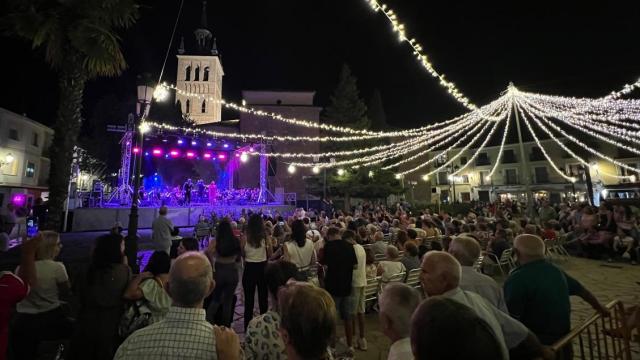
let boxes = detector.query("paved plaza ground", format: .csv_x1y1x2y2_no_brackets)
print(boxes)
1,230,639,359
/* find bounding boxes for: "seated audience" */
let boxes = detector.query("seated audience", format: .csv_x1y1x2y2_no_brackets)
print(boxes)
399,240,420,272
377,245,407,285
115,252,241,359
379,283,421,360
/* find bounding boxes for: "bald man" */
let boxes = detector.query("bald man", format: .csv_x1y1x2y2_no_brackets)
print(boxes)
448,236,507,312
115,252,240,360
504,234,607,357
419,251,552,360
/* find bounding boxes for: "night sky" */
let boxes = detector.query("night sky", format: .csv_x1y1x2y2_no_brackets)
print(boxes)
2,1,639,129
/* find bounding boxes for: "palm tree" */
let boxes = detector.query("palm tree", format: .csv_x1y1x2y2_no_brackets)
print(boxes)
3,0,139,230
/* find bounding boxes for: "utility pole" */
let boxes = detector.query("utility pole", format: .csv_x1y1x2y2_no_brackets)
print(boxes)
510,83,534,218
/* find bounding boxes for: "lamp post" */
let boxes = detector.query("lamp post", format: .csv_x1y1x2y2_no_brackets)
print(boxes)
125,83,153,273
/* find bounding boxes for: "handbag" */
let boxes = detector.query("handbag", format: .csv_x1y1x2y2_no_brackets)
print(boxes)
118,278,159,338
292,243,316,282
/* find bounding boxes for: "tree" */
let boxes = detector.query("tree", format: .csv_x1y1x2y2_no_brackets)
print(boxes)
3,0,139,230
322,64,370,130
367,88,389,131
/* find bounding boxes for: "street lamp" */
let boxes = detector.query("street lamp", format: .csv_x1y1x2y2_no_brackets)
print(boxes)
126,82,153,273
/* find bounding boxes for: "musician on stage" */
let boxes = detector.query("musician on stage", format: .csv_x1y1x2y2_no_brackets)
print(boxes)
208,181,217,205
196,179,205,203
183,178,193,206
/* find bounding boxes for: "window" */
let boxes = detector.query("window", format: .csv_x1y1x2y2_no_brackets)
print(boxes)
32,132,39,147
566,163,582,177
530,146,545,161
459,175,469,183
435,154,447,166
475,153,490,166
9,128,19,141
505,169,518,184
534,167,549,183
437,172,449,185
203,67,210,81
460,157,467,166
25,162,35,178
194,66,200,81
185,65,191,81
478,190,490,202
201,100,206,113
440,189,450,203
502,149,517,163
479,171,488,185
186,100,190,113
461,192,471,202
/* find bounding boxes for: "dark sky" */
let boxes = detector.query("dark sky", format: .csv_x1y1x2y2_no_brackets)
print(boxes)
2,0,639,129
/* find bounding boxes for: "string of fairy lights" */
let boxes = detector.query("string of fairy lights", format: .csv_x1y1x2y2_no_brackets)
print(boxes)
139,0,640,191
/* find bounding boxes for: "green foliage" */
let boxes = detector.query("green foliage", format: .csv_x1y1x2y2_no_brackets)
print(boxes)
322,64,370,131
304,166,404,201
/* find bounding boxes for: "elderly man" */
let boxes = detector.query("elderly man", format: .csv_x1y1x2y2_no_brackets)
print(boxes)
379,283,421,360
151,206,178,255
420,251,552,360
448,236,507,312
504,234,607,357
115,252,240,359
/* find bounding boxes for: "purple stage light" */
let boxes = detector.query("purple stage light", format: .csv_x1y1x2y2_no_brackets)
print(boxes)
177,139,184,145
132,147,141,154
170,150,180,158
152,148,163,156
203,152,212,159
206,142,212,147
191,140,197,145
186,151,195,158
218,153,226,160
223,143,229,148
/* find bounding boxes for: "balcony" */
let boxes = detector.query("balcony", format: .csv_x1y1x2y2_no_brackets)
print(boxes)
475,158,491,166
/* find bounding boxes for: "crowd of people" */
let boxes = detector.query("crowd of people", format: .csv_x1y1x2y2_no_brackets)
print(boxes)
0,196,637,359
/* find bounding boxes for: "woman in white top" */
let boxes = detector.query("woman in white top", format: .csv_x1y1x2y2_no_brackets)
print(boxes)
241,213,272,330
12,231,73,360
283,220,317,281
377,245,406,286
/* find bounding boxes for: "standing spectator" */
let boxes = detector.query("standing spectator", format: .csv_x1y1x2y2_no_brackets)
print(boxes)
115,252,241,359
504,234,608,358
0,216,11,253
123,251,172,325
448,236,507,312
241,214,272,329
69,234,131,360
206,219,241,327
344,230,368,351
379,283,421,360
320,226,358,356
244,260,298,360
151,206,178,255
11,231,73,360
283,219,316,281
278,282,337,360
1,234,40,360
32,197,48,228
411,297,503,360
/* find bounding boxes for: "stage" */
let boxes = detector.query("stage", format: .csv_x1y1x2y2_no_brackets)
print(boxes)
70,204,295,232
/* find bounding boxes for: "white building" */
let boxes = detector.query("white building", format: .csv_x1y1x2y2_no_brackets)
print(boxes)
0,108,53,208
175,0,224,125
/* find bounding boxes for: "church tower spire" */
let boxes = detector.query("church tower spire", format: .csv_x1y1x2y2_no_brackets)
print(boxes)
175,0,223,125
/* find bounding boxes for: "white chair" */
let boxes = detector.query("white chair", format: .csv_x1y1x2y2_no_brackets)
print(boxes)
484,248,515,276
404,268,421,289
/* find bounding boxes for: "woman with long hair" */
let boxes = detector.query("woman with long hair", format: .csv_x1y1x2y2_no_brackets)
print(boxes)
69,233,130,360
123,251,172,324
241,213,272,329
283,219,316,281
206,219,241,327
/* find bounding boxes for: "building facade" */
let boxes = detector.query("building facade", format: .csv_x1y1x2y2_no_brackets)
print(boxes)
0,108,53,208
401,137,640,205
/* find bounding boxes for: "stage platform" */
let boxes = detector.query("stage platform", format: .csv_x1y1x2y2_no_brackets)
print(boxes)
70,204,295,232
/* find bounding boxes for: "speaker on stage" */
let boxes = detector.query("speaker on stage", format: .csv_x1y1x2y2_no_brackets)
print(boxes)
268,158,277,176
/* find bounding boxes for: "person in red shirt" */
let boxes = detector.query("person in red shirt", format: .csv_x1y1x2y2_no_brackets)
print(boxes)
0,234,40,360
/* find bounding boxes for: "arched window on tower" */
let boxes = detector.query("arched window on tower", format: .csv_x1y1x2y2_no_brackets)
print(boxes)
185,65,191,81
202,100,206,113
203,67,210,81
194,66,200,81
186,99,190,113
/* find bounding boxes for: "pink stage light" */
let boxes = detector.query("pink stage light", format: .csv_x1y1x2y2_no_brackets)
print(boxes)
218,153,226,160
11,194,26,207
152,148,163,156
132,147,141,154
203,152,212,159
186,151,195,158
170,150,180,158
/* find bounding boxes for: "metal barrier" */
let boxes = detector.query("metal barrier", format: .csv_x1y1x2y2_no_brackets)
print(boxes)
551,300,633,360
